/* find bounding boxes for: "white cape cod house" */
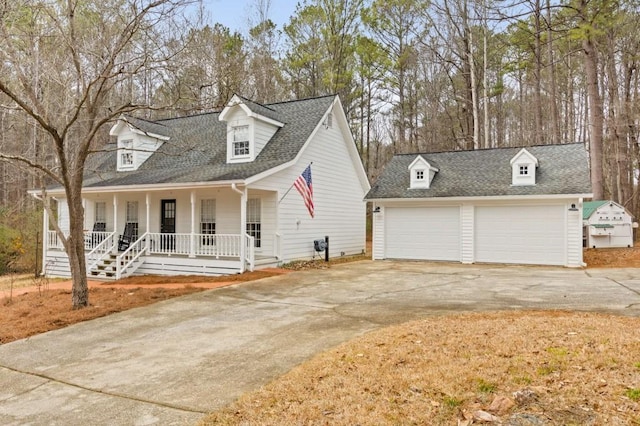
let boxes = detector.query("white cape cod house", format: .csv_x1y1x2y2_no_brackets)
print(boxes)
40,95,370,279
366,144,593,267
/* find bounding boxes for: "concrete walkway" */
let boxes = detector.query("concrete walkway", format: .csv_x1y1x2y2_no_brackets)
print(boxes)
0,261,639,425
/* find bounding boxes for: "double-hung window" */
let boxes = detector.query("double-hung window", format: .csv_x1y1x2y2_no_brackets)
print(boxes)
246,198,261,248
200,199,216,245
126,201,139,240
94,202,106,230
232,125,250,157
120,139,134,168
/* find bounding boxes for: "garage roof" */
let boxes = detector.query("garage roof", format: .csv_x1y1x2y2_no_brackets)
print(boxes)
365,143,592,199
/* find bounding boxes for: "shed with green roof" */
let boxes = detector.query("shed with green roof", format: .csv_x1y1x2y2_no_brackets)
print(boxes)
583,200,635,248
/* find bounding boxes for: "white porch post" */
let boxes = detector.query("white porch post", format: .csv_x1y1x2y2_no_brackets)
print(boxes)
41,203,48,276
82,198,87,230
231,183,247,273
145,193,150,255
112,194,118,254
240,189,246,273
189,190,196,258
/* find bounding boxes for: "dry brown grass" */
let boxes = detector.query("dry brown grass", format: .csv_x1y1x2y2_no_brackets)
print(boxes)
2,247,640,424
203,311,640,425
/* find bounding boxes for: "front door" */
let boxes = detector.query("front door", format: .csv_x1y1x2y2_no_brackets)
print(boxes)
160,199,176,250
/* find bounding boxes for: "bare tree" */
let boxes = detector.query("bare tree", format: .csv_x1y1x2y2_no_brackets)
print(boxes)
0,0,195,308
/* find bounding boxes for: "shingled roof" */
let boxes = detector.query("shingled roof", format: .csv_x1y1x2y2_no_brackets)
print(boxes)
365,143,592,199
82,95,335,188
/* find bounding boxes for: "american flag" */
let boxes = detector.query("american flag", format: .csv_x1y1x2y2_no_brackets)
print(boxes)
294,165,314,218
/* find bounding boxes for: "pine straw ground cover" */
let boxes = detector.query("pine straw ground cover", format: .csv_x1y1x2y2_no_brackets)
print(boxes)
0,287,206,344
0,270,283,344
203,311,640,425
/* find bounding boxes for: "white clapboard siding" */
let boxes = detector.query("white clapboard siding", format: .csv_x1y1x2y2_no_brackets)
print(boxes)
255,102,367,263
44,251,72,278
372,205,385,260
134,256,241,277
58,199,70,235
254,120,279,158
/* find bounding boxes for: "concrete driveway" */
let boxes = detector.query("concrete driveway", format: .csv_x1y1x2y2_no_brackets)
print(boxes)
1,261,639,425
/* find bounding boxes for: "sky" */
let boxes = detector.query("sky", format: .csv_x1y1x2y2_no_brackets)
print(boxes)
201,0,300,33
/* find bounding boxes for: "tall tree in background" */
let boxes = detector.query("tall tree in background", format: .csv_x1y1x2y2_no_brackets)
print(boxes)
246,0,284,102
283,0,363,114
570,0,615,200
354,35,387,173
363,0,429,152
283,2,326,98
0,0,194,308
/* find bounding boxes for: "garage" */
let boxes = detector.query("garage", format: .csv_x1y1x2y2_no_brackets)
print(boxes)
475,205,566,265
385,206,460,261
366,144,592,267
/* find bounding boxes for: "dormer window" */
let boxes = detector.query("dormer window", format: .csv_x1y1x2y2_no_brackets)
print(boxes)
110,116,169,172
408,155,438,189
220,95,285,164
119,139,134,169
510,148,538,186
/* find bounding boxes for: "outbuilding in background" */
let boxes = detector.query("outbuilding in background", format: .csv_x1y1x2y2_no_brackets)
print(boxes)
583,200,637,248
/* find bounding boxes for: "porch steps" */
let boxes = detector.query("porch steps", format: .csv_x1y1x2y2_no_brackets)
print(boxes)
89,254,143,280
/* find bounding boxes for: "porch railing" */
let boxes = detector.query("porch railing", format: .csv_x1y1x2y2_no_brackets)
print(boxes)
244,234,255,271
47,230,64,250
116,232,148,280
86,232,116,272
147,233,244,258
84,231,113,250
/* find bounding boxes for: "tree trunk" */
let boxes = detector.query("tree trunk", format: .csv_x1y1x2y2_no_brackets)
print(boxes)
65,189,89,308
583,36,604,200
546,0,561,144
466,9,479,150
482,0,490,149
533,0,543,145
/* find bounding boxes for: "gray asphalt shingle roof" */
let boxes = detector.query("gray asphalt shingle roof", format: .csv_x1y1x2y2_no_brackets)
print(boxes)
235,95,285,124
124,116,171,138
365,143,592,199
83,95,334,188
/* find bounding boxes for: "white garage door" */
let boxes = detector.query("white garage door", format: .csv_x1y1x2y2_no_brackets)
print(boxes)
475,205,565,265
385,207,460,261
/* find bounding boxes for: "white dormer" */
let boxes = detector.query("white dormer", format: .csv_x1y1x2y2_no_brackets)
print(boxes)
109,118,169,172
408,155,439,189
219,95,284,164
510,148,538,186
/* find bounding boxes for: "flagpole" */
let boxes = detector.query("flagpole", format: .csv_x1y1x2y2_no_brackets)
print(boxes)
278,162,312,204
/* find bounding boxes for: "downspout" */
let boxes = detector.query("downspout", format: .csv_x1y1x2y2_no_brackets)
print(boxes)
231,183,247,273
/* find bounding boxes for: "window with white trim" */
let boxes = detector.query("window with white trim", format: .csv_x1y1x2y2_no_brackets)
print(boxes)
232,125,250,157
246,198,261,248
94,202,106,229
120,139,134,168
200,199,216,245
126,201,139,240
415,170,425,180
519,165,529,175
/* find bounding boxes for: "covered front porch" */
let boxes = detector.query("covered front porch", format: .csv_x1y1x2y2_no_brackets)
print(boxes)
43,186,280,279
